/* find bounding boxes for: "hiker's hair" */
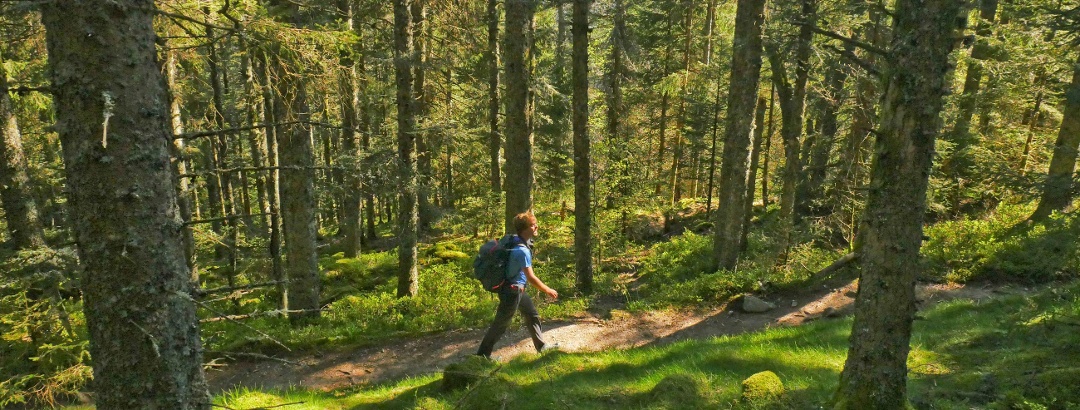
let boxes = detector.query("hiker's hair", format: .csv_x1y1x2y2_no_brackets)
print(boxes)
512,211,537,235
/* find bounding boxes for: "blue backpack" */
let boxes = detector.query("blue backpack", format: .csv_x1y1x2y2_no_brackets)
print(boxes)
473,235,519,292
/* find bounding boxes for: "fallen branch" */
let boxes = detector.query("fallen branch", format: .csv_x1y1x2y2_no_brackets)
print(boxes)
175,291,291,352
814,252,859,277
200,308,322,323
208,351,300,366
197,281,285,297
452,362,506,410
184,213,273,226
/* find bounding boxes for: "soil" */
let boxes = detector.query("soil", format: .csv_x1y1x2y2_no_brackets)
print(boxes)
205,280,1017,394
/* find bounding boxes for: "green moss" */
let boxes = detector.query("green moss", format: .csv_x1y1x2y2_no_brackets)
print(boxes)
442,355,499,391
741,371,784,404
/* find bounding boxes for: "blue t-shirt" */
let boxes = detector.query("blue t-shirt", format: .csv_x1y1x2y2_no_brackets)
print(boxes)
505,235,531,287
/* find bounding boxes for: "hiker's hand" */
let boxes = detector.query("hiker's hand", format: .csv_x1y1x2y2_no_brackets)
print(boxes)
545,288,558,300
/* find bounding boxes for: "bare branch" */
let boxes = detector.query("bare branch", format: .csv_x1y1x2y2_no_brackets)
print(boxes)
794,22,889,57
823,45,882,77
176,291,292,352
196,281,286,297
200,308,322,323
184,213,274,226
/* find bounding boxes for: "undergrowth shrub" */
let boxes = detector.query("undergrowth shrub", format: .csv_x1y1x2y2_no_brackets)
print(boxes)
922,203,1079,283
629,231,846,310
0,247,90,407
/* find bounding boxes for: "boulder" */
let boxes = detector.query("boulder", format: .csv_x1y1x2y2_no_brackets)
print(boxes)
742,295,777,313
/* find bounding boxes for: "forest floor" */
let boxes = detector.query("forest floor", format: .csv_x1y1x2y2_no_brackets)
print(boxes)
205,278,1011,394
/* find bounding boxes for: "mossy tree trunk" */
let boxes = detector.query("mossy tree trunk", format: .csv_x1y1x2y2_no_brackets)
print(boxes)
766,0,815,233
487,0,502,194
394,0,420,298
0,51,45,250
40,1,209,407
833,0,964,407
1028,53,1080,223
573,0,593,295
504,0,536,230
268,0,321,321
712,0,766,270
340,1,363,258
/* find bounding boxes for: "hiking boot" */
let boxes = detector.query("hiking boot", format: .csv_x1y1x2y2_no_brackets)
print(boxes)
538,342,561,353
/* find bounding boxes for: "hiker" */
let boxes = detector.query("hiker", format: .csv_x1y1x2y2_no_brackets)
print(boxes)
476,211,559,359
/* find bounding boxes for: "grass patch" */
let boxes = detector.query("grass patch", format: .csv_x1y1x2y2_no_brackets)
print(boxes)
213,279,1080,409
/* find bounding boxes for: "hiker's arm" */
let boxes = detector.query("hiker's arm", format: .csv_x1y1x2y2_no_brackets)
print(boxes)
524,267,557,299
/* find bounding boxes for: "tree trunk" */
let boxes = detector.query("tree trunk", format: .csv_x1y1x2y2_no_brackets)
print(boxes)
504,0,536,230
165,49,196,274
40,2,209,407
655,91,670,197
741,96,768,249
269,1,321,321
834,0,963,406
798,45,852,217
762,84,774,207
363,60,378,241
711,0,766,270
257,50,286,310
413,0,434,230
242,44,270,235
0,51,45,250
487,0,502,194
573,0,593,295
394,0,420,298
944,0,999,179
768,0,815,230
606,0,627,207
670,5,695,204
1028,53,1080,223
341,1,363,258
705,67,722,215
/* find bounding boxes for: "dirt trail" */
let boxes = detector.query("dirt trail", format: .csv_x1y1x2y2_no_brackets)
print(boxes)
205,281,1008,393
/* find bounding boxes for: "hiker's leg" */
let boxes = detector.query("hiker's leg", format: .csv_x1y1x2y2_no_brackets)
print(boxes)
477,289,522,357
518,292,547,352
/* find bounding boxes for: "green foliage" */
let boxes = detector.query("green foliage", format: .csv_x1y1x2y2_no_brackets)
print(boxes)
0,247,89,407
922,203,1080,282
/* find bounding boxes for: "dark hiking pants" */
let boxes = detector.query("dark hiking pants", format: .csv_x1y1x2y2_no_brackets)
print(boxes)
477,285,547,357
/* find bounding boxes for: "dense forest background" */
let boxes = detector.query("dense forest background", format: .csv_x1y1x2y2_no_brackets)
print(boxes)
1,0,1078,408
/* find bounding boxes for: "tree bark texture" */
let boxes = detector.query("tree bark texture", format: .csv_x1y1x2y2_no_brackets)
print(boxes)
712,0,766,270
487,0,502,194
412,0,434,230
944,0,999,179
798,45,852,217
394,0,420,298
1029,53,1080,222
341,3,363,258
504,0,536,230
269,1,321,321
573,0,593,295
742,96,768,249
768,0,815,228
834,0,964,407
165,49,196,272
40,1,210,407
0,51,45,250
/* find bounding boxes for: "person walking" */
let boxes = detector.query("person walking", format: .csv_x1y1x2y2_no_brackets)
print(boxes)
477,211,559,359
